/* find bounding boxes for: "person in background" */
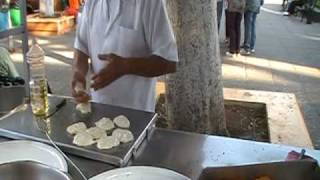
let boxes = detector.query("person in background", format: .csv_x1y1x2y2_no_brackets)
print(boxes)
217,0,224,33
241,0,264,55
226,0,246,57
224,0,230,44
283,0,306,16
64,0,81,16
0,0,9,32
0,47,19,77
72,1,178,112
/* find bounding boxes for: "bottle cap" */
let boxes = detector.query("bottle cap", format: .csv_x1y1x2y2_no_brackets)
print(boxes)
27,38,45,62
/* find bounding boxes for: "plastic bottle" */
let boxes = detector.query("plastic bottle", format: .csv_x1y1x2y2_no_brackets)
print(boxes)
27,38,49,117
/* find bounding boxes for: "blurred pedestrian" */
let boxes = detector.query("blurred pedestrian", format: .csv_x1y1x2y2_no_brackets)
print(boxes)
226,0,246,57
241,0,264,55
283,0,306,16
217,0,223,33
0,47,19,77
225,0,230,44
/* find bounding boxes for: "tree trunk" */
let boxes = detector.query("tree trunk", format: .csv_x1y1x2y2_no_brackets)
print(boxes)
165,0,227,135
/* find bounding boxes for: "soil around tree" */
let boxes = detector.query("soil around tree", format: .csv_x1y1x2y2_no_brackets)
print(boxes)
156,94,270,143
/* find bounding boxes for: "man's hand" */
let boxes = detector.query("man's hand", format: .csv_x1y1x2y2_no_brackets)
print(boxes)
72,71,90,103
72,49,90,103
91,54,128,91
91,53,176,91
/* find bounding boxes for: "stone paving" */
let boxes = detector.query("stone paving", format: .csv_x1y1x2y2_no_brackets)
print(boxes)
221,0,320,149
2,0,320,148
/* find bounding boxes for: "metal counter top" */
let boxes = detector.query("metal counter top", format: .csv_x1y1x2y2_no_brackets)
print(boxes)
133,129,320,179
0,97,157,166
0,136,116,179
1,122,320,179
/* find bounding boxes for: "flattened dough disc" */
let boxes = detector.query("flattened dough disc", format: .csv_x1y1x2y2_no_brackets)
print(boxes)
95,117,115,131
97,136,120,150
86,127,106,139
66,122,87,135
73,132,95,146
112,129,134,143
113,115,130,128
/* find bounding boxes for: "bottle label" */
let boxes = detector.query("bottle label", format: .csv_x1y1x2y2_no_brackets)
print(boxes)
30,78,48,117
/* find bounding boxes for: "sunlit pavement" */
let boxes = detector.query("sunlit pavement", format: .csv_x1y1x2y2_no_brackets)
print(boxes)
221,0,320,148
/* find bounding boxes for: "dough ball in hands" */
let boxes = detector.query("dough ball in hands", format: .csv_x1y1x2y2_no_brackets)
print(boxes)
74,82,85,93
113,115,130,128
112,129,134,143
76,103,91,114
74,82,91,114
66,122,87,135
86,127,106,139
73,132,95,146
95,117,115,131
97,135,120,150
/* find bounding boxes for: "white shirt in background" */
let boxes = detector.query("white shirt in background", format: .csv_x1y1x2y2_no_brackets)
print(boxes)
74,0,178,112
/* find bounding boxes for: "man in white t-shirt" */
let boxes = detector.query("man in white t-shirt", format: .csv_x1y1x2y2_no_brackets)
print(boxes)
72,0,178,112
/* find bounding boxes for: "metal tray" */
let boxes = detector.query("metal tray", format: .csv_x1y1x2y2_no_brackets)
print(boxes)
0,85,25,114
0,96,157,167
198,160,320,180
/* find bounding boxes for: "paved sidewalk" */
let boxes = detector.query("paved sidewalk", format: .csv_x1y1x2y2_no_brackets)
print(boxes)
221,0,320,148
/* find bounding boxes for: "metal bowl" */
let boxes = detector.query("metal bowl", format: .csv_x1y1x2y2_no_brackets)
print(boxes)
0,161,72,180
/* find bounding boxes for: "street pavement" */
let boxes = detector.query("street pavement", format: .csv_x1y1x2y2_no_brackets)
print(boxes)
221,0,320,148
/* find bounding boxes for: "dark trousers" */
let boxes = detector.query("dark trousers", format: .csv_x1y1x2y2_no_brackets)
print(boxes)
228,12,242,54
288,0,304,14
244,11,258,50
217,1,223,32
225,9,230,38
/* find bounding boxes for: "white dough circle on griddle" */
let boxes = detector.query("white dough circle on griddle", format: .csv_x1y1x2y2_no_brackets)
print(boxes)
113,115,130,128
86,127,106,139
66,122,87,135
73,132,95,146
95,117,115,131
97,135,120,150
112,128,134,143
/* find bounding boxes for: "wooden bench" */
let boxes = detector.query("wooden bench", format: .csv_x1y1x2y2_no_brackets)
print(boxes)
27,13,75,36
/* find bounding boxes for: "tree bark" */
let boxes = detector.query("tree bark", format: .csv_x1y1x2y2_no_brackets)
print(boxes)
165,0,227,135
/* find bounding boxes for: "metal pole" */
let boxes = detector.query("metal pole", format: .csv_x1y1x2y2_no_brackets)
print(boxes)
20,0,30,98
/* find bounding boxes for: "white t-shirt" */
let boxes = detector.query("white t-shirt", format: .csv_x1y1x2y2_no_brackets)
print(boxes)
74,0,178,112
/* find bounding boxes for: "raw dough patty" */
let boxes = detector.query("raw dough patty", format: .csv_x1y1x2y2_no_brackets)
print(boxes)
66,122,87,135
95,117,115,131
86,127,106,139
112,129,134,143
73,132,95,146
113,115,130,129
97,135,120,150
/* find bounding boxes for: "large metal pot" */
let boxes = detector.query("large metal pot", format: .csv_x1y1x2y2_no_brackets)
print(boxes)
0,161,72,180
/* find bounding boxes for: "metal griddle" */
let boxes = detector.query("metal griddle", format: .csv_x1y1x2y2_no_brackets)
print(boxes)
0,96,157,167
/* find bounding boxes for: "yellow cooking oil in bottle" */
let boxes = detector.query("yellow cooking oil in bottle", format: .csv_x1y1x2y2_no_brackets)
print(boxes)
27,38,49,117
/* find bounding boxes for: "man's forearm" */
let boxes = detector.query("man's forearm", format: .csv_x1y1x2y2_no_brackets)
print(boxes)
124,55,176,77
73,49,89,76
